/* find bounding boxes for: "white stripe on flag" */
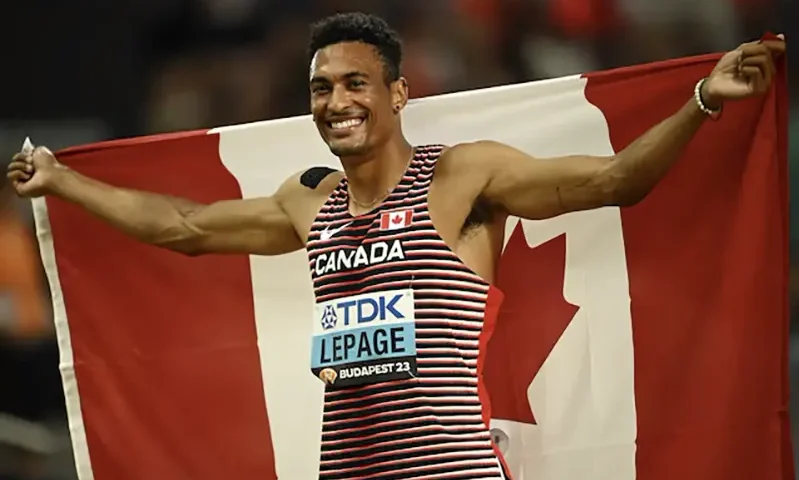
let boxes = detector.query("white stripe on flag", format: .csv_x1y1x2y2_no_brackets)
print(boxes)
498,209,636,480
212,118,335,479
490,75,636,480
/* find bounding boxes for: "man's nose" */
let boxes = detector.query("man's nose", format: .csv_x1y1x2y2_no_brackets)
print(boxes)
327,85,351,113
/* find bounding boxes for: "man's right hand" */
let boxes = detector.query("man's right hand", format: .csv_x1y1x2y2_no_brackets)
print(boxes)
6,146,61,198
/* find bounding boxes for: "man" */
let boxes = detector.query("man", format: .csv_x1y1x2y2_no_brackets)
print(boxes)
6,12,786,480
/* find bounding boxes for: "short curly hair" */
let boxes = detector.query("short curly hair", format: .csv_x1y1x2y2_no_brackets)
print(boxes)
308,12,403,83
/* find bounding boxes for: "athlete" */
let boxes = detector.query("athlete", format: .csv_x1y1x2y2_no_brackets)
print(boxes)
6,12,785,480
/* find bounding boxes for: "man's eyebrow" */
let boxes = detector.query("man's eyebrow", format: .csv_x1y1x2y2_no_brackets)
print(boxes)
310,71,370,83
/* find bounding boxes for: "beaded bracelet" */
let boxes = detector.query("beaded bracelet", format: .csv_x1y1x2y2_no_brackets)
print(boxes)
694,77,722,120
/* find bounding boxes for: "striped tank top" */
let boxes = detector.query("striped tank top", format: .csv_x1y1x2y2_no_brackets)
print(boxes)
306,145,511,480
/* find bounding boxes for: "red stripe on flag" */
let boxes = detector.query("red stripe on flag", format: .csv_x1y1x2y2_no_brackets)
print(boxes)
584,55,791,478
48,131,277,479
379,212,390,230
488,230,579,425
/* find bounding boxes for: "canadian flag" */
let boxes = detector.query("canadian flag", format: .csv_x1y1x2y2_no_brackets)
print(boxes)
379,208,414,230
31,49,790,480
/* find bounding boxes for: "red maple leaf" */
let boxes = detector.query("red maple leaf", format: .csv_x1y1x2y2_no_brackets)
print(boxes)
484,223,580,425
391,214,402,224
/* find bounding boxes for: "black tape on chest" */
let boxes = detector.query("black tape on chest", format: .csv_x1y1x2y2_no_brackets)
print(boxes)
300,167,338,190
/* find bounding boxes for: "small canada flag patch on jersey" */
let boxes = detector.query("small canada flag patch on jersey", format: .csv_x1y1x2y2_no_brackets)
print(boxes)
379,209,414,231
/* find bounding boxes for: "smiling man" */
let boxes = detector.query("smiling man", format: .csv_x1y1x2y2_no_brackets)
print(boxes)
6,11,785,480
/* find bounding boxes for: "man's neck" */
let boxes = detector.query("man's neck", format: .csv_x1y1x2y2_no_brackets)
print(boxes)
341,139,414,211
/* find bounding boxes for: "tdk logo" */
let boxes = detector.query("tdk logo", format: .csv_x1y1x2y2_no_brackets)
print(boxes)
315,289,414,335
335,294,405,326
320,305,338,330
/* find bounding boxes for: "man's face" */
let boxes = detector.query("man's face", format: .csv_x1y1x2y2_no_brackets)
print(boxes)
310,42,404,157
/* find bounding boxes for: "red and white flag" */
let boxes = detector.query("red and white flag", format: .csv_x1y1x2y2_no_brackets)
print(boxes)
32,51,790,480
379,209,413,231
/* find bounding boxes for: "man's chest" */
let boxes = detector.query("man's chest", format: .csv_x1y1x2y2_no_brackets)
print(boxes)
309,207,419,282
307,209,423,388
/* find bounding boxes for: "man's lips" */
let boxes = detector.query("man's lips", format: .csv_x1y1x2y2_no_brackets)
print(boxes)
326,117,365,130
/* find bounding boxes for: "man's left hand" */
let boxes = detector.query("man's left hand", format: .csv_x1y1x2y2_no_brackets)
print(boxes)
701,34,786,110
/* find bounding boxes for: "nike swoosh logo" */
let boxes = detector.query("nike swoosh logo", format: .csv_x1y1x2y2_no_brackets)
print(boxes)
320,221,352,241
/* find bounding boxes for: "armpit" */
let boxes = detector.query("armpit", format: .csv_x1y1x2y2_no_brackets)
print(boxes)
462,195,495,235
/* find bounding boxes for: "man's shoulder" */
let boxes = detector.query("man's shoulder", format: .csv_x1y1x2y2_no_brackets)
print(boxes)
439,140,505,158
298,166,342,190
434,140,505,179
428,142,502,208
276,167,343,204
282,167,342,193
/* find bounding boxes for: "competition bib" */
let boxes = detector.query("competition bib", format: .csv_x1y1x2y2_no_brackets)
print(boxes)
311,288,417,388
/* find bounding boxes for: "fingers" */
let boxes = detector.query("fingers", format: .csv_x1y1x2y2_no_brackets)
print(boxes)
739,37,786,56
6,161,33,183
7,171,31,184
11,152,31,163
7,170,31,185
739,43,772,59
739,53,773,90
9,161,34,175
6,146,53,194
762,37,786,54
735,42,778,94
738,66,769,93
738,66,761,78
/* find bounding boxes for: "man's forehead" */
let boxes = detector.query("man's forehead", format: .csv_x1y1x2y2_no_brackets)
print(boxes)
310,42,381,79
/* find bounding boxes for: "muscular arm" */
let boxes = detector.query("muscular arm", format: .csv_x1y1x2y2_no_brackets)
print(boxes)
51,167,303,256
458,39,783,220
463,98,708,220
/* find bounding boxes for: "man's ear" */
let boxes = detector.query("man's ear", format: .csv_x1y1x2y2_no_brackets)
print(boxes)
391,77,409,113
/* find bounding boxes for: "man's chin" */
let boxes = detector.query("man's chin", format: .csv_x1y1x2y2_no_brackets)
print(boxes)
328,140,369,158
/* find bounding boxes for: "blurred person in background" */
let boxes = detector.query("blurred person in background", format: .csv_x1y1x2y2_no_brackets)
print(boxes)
0,173,63,480
615,0,740,62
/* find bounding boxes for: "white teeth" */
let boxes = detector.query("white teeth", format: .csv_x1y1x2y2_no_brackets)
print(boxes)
330,118,363,129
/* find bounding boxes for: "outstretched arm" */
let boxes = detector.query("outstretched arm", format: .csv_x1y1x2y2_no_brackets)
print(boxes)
463,98,706,219
7,147,304,256
456,37,785,220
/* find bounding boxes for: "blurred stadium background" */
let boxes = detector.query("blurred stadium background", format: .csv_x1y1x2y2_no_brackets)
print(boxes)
0,0,795,478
